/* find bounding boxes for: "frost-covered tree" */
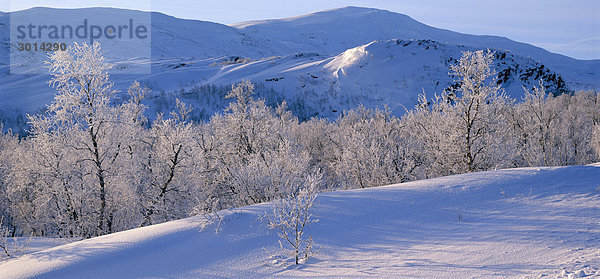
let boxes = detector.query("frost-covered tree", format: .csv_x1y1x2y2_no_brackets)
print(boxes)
10,42,148,237
39,42,124,235
0,216,15,259
330,106,415,188
445,50,512,172
266,171,321,265
136,99,198,227
593,125,600,159
199,81,314,212
509,81,558,166
16,121,90,236
406,50,513,175
400,92,445,178
510,86,598,167
0,129,17,236
551,91,597,165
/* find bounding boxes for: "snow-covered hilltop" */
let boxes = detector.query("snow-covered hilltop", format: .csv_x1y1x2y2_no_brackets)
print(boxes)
206,39,571,118
1,165,599,278
0,6,599,118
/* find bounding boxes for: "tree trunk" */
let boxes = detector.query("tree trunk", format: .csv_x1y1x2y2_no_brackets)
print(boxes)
90,126,108,236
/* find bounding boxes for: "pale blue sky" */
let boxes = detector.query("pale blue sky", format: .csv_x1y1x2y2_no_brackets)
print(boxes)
2,0,599,60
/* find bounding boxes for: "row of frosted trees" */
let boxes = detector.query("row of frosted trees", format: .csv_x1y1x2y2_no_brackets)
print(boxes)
0,44,598,238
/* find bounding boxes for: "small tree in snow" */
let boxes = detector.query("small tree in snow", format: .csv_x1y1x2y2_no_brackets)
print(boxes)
0,216,11,259
0,216,28,260
266,171,321,265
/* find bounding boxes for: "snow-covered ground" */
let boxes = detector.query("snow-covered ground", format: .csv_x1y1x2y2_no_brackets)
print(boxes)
1,238,77,257
1,165,599,278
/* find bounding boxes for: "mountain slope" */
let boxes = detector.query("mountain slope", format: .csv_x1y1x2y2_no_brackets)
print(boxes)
151,39,571,119
1,165,599,278
232,6,599,84
0,7,598,122
150,11,282,59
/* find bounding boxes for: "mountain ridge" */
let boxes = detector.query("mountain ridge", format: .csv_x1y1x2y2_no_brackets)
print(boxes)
0,6,598,125
231,6,594,62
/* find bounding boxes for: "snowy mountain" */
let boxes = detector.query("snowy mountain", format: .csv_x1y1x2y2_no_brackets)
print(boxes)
198,39,571,118
231,7,599,89
0,7,599,121
1,165,599,278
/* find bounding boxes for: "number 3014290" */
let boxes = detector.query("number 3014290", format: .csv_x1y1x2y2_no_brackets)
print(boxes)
17,42,67,51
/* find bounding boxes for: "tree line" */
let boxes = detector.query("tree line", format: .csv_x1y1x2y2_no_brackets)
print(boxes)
0,43,598,238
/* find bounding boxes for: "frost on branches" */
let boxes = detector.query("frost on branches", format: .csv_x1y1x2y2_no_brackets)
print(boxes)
0,45,599,241
403,50,512,176
4,43,200,237
265,171,321,265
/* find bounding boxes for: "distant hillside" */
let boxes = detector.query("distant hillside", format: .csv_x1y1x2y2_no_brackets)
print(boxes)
0,7,598,124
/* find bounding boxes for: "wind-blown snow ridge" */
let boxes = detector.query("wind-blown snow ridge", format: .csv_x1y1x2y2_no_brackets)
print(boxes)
1,165,599,278
325,42,372,78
